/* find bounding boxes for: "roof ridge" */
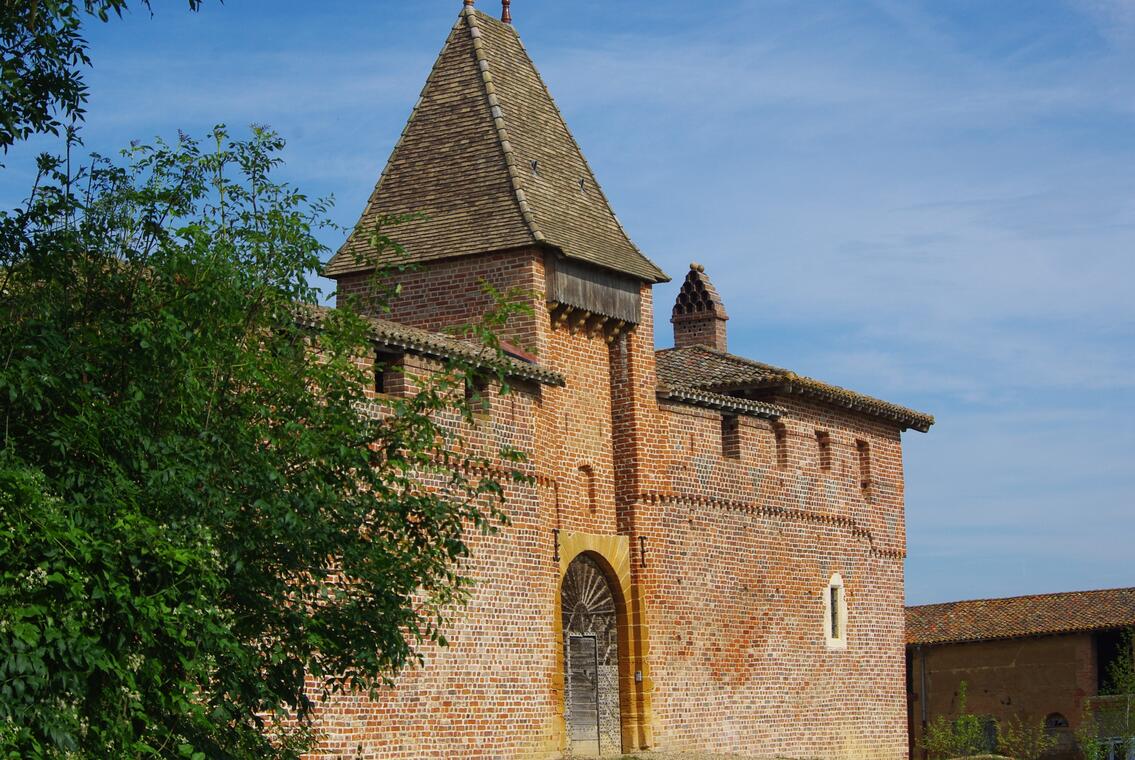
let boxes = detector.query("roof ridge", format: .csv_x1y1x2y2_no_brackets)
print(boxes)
908,586,1135,610
463,8,545,245
487,12,658,277
470,9,667,283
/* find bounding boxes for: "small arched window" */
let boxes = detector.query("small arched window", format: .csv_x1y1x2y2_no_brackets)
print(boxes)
825,573,848,650
1045,713,1069,730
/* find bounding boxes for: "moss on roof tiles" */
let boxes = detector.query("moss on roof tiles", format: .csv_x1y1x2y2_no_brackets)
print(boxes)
325,8,668,284
297,305,564,387
656,344,934,432
658,385,783,419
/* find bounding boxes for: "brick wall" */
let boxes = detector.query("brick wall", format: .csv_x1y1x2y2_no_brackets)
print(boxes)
671,311,728,352
315,249,912,759
306,346,567,759
633,398,908,759
908,633,1096,760
335,248,547,356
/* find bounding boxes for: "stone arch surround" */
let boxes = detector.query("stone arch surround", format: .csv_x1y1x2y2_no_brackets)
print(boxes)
553,532,654,754
562,554,619,754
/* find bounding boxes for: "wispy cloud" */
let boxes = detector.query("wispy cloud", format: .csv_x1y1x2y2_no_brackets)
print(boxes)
1072,0,1135,45
0,0,1131,605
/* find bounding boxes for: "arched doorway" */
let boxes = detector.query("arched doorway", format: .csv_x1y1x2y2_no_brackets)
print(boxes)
561,553,622,756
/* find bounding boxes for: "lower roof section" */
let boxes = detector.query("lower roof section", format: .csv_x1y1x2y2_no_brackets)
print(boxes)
656,344,934,433
907,587,1135,646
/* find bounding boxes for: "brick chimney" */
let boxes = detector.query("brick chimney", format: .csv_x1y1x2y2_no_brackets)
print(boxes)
672,262,729,351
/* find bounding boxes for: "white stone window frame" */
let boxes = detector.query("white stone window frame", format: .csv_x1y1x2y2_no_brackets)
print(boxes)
824,573,848,651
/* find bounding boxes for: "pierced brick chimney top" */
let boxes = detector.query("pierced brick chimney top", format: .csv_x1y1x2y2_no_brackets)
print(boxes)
672,262,729,351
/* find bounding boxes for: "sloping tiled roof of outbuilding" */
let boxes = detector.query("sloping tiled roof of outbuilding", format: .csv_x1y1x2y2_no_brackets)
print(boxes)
324,8,668,284
656,344,934,432
906,587,1135,646
296,305,565,387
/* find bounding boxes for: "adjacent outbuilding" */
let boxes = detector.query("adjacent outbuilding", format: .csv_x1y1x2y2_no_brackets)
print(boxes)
907,587,1135,760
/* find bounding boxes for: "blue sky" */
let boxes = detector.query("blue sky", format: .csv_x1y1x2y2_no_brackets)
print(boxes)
2,0,1132,605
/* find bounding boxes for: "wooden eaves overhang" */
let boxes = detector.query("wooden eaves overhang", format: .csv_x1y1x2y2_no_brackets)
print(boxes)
724,376,933,433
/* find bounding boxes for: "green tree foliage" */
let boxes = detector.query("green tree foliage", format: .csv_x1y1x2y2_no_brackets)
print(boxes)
0,0,203,150
922,682,996,759
1077,708,1107,760
1103,629,1135,697
996,713,1056,760
1080,629,1135,760
0,127,526,757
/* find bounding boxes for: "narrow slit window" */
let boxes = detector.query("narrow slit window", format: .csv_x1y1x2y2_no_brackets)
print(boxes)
816,431,832,472
465,375,490,417
578,464,598,513
774,423,789,470
856,439,871,493
829,585,842,639
374,351,401,396
825,573,847,649
721,415,741,459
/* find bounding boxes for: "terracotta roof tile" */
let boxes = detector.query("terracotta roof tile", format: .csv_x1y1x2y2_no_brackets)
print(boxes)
297,305,564,387
655,344,934,432
325,9,667,284
657,385,783,419
907,587,1135,646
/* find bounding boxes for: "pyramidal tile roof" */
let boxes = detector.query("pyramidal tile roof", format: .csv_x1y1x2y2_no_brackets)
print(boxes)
907,587,1135,646
325,7,668,283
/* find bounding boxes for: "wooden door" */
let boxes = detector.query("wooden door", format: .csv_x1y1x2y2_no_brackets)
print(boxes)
567,634,600,755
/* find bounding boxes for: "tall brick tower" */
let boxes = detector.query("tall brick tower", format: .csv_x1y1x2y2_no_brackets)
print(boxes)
324,2,668,355
324,5,671,754
317,4,933,759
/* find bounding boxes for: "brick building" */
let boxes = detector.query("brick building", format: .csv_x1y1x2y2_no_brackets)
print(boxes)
312,3,933,758
907,587,1135,760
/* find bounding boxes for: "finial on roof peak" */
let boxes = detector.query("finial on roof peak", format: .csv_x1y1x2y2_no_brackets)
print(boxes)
502,0,512,23
690,261,705,272
464,0,474,6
